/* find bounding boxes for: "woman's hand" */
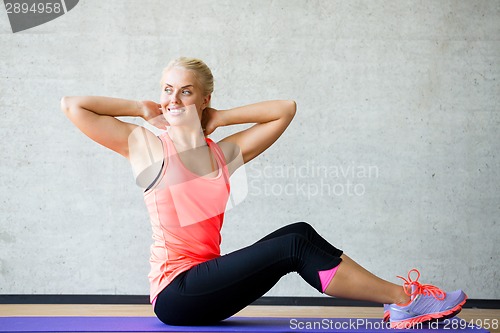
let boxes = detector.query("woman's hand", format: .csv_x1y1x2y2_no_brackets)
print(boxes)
201,107,222,136
141,100,169,129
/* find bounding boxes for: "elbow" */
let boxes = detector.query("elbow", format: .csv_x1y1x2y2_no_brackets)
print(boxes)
60,96,71,115
285,100,296,119
60,96,78,117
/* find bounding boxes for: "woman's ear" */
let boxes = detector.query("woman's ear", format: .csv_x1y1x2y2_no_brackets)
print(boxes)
203,94,211,109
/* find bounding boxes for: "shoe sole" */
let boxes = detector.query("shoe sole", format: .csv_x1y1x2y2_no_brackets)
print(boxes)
384,303,462,323
390,294,468,329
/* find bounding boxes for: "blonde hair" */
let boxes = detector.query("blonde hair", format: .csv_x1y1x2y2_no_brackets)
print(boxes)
160,57,214,97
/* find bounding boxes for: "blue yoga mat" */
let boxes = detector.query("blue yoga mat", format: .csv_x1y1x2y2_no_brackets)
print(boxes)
0,316,489,332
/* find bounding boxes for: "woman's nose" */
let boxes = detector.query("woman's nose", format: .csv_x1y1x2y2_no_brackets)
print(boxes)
170,90,181,104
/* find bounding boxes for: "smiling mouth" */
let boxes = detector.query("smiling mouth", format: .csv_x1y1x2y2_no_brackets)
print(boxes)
168,107,186,115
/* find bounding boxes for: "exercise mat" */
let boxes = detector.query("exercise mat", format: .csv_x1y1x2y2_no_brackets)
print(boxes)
0,316,489,332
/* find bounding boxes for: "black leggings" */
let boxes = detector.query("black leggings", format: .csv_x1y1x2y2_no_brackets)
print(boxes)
154,222,343,326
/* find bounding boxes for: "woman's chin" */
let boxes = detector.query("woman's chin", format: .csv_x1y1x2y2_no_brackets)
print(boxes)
166,120,201,130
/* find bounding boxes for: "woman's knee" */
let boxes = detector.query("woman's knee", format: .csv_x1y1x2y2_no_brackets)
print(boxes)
289,221,315,235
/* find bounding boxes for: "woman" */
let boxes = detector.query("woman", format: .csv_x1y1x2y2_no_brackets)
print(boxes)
61,57,466,329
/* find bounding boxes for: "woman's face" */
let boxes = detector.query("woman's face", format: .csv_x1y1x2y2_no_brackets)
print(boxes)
160,67,210,127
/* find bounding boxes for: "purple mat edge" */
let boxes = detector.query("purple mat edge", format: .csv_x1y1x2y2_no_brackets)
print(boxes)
0,316,489,333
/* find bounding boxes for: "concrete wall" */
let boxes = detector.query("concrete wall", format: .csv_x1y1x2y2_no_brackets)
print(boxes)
0,1,498,299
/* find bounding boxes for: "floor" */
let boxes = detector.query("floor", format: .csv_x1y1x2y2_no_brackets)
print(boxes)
0,304,499,332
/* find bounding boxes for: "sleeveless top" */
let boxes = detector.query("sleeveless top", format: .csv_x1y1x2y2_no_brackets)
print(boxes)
143,132,230,303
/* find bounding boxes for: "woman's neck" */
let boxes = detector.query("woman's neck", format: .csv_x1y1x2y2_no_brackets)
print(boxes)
167,126,207,151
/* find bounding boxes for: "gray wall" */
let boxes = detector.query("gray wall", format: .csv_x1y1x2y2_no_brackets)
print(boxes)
1,1,499,299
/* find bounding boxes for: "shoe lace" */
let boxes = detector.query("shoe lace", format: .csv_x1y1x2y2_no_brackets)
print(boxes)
397,269,446,302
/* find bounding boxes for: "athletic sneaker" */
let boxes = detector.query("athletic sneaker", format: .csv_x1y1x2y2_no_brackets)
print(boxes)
383,304,390,322
388,269,467,329
384,298,460,323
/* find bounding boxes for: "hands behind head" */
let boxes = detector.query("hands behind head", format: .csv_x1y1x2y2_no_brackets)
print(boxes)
201,107,220,136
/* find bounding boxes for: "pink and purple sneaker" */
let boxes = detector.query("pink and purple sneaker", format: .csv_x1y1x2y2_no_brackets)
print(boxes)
386,269,467,329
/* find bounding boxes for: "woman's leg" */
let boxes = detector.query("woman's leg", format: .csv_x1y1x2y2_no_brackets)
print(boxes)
254,221,343,258
155,222,465,328
258,222,409,304
324,254,467,329
154,226,342,325
324,254,410,305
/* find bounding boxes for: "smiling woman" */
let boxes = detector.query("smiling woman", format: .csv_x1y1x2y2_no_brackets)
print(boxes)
61,57,467,329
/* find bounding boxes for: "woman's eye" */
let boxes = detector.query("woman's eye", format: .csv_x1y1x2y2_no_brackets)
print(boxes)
182,90,191,95
164,87,172,93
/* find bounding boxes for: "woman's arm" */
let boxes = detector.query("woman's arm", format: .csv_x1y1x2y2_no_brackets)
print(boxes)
61,96,165,158
205,100,296,164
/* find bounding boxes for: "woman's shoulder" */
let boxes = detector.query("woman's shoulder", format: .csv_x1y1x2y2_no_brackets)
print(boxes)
213,139,243,176
128,127,165,189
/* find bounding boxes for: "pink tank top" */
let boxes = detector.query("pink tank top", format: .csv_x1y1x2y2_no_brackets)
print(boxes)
143,132,230,303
